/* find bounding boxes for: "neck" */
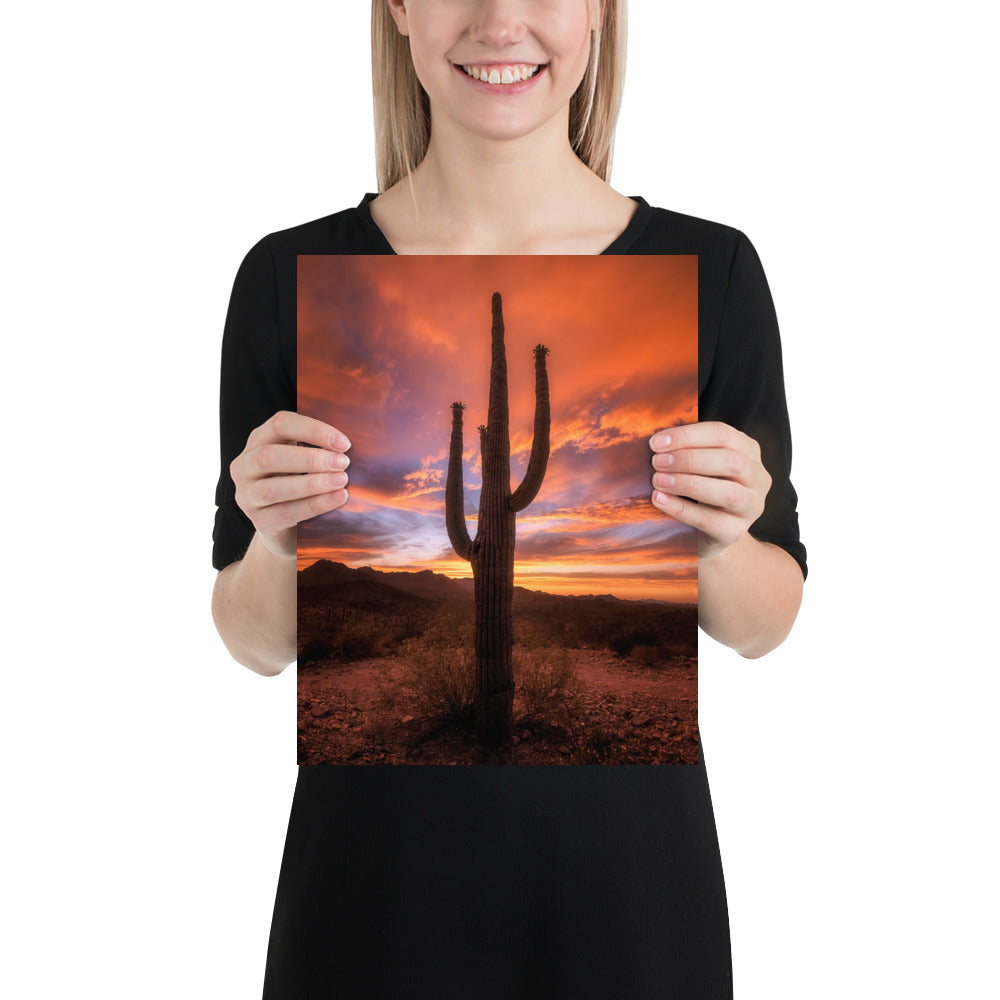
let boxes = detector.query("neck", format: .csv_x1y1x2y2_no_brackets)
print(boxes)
401,109,601,244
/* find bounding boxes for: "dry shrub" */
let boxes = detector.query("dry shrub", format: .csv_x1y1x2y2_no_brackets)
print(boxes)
333,620,393,661
630,644,662,668
514,621,583,721
608,632,635,657
575,727,626,765
608,626,661,659
395,610,476,718
391,613,583,724
298,637,335,666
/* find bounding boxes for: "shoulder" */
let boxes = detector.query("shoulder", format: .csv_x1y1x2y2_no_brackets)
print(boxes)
631,202,763,314
253,201,375,258
645,203,742,244
634,201,745,261
230,200,381,377
229,206,364,285
635,200,777,315
633,202,776,397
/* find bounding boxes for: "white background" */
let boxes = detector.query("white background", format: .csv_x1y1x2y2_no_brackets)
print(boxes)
4,2,996,997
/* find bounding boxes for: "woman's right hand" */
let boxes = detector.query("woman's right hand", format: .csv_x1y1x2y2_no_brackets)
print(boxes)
230,410,351,560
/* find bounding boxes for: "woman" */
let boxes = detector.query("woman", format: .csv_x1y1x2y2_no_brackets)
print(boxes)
212,1,806,996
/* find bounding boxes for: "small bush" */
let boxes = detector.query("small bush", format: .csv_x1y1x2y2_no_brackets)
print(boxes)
574,727,623,764
631,644,662,668
390,612,583,724
560,621,583,648
515,643,582,722
514,619,549,650
335,621,391,660
298,638,335,666
609,633,635,657
395,611,476,718
608,627,661,659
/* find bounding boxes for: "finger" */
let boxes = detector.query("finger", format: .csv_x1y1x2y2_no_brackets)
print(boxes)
247,442,351,479
651,472,758,518
248,410,352,452
255,488,350,533
246,470,350,510
651,490,743,544
649,421,747,454
651,446,752,482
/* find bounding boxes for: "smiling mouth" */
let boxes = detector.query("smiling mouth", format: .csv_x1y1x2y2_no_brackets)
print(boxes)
457,63,546,85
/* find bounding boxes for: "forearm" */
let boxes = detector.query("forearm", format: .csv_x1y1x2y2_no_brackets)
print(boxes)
698,532,803,659
211,531,297,676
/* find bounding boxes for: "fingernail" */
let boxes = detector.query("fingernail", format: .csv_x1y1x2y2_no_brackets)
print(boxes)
331,431,351,450
650,432,671,449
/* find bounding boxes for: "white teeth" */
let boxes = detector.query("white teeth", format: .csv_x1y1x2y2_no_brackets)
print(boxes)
461,63,540,84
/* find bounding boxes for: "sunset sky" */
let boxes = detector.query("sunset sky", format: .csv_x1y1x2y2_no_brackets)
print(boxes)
297,255,698,603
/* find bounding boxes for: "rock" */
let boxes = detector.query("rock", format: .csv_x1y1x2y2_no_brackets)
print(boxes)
632,714,653,728
311,705,329,718
401,714,414,724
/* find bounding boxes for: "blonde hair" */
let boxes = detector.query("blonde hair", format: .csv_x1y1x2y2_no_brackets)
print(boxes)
371,0,627,196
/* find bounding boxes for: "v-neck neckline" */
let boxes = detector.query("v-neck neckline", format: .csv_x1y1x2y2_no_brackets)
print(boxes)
356,191,652,255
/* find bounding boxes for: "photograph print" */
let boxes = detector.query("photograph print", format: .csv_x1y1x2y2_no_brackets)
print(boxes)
297,254,698,765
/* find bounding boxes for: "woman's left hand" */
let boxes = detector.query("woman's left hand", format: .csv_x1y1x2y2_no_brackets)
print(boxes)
649,421,772,562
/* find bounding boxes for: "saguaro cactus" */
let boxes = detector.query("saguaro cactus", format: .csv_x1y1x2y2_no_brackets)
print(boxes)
445,291,550,763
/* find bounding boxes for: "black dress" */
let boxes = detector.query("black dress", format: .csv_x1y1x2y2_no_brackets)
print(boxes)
212,194,807,1000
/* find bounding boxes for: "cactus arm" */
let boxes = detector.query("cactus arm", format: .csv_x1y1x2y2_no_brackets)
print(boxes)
509,344,551,512
473,423,488,551
445,401,473,561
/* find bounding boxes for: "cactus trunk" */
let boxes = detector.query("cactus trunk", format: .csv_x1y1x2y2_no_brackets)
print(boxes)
445,292,550,763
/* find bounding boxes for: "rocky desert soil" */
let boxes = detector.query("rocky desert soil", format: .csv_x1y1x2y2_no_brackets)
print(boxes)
298,650,698,766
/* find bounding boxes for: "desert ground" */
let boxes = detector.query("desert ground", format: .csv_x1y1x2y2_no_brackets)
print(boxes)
298,648,697,765
296,560,698,765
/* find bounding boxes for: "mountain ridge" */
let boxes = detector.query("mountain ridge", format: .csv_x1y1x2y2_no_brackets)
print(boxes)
298,559,690,607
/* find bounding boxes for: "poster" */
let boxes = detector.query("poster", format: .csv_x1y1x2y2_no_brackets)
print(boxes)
297,255,697,765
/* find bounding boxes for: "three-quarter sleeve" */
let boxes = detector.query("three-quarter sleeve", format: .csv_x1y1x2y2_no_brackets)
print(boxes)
699,231,807,580
212,234,295,571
